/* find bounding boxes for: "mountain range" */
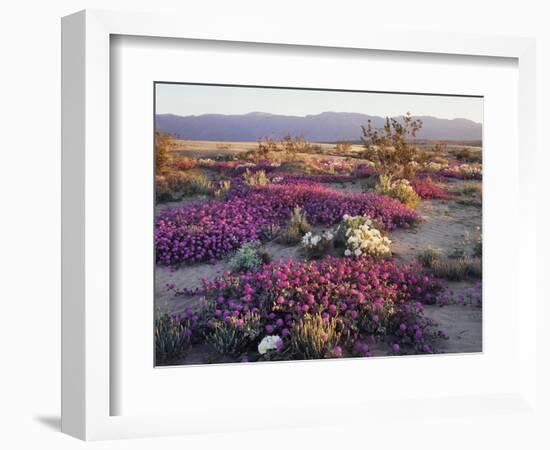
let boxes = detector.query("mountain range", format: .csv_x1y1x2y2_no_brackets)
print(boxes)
155,111,482,142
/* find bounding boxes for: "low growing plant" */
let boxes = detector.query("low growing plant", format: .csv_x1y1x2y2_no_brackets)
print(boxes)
279,206,311,244
229,241,269,272
213,179,232,199
243,168,270,186
430,257,482,281
375,175,420,208
301,230,334,259
155,312,192,363
290,313,342,360
417,246,443,268
339,214,391,257
206,312,262,356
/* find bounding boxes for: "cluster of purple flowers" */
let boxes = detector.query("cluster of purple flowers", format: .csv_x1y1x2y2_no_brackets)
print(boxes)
201,256,443,355
438,168,482,180
230,183,419,229
410,179,450,199
269,173,355,184
155,197,281,265
354,163,377,178
156,182,419,265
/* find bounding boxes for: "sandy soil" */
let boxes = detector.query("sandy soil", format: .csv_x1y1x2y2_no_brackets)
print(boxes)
390,188,482,262
169,139,364,159
155,178,483,359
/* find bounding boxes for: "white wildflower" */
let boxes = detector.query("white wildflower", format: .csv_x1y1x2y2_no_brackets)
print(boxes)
258,335,282,355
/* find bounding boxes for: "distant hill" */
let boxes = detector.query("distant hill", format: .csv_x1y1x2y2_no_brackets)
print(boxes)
155,111,482,142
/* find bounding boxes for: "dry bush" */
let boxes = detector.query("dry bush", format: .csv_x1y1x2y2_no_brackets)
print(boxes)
155,171,211,202
334,141,353,154
243,169,270,186
360,112,423,179
430,257,482,281
155,132,174,175
290,313,342,359
279,206,311,244
453,147,482,163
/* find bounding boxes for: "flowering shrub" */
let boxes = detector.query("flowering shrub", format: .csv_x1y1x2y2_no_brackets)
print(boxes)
410,179,450,199
301,230,334,259
201,256,443,357
375,175,420,208
340,215,391,257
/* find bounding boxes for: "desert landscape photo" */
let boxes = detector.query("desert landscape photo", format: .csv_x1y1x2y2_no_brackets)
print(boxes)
154,83,483,366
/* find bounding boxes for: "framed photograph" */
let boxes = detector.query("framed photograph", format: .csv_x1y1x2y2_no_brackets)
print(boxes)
62,9,537,441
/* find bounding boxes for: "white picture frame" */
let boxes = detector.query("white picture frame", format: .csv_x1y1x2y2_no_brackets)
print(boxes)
61,9,538,441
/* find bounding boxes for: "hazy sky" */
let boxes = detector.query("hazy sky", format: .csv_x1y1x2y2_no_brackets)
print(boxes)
155,83,483,123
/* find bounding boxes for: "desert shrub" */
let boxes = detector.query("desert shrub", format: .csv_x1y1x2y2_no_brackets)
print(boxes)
417,246,443,268
155,171,212,202
279,206,311,244
453,147,482,163
473,229,482,257
216,142,233,152
375,175,420,208
461,182,482,196
229,241,269,272
155,132,173,175
418,245,481,281
301,230,334,259
424,161,447,173
187,174,212,195
430,257,482,281
243,169,270,186
360,174,379,191
290,313,342,359
213,180,232,199
206,312,262,356
260,223,281,240
334,141,353,154
338,214,391,257
360,112,423,179
171,157,197,171
155,312,192,363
